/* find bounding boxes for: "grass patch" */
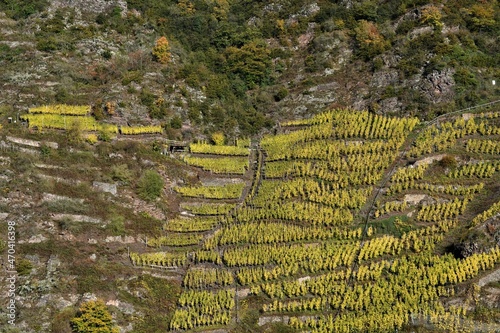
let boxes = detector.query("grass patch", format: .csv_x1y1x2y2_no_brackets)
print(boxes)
71,261,127,295
51,182,93,200
16,258,33,275
106,214,125,236
370,215,413,237
232,308,261,333
126,210,164,236
137,170,164,201
74,265,110,294
465,179,500,220
119,274,181,333
44,199,89,214
20,239,77,261
12,153,37,173
470,303,500,324
57,218,86,235
51,307,77,333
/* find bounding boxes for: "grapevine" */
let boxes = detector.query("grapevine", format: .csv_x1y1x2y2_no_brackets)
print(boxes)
120,125,163,135
183,156,249,174
470,200,500,227
28,104,90,115
163,216,219,232
174,183,244,199
129,251,186,267
189,143,249,156
183,268,234,289
180,203,236,215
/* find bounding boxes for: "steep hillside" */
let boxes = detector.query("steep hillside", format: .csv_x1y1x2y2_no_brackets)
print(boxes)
0,0,498,137
0,105,500,332
0,1,500,332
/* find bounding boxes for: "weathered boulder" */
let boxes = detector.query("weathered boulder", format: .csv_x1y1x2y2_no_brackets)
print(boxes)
93,181,117,195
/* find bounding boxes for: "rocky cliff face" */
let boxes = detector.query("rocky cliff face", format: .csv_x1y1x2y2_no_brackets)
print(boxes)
423,68,456,104
48,0,127,14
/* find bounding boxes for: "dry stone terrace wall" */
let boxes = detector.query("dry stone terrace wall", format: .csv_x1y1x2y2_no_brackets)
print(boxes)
6,136,58,149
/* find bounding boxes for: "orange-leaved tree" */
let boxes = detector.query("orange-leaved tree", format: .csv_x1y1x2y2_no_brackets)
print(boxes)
354,20,389,60
152,36,171,64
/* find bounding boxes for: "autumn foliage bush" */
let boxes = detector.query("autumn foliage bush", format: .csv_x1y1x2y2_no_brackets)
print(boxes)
152,36,171,64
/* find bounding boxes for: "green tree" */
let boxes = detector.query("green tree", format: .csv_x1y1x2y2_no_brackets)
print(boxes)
170,115,182,129
177,0,196,15
137,170,164,201
67,119,83,144
209,0,229,21
71,300,119,333
225,40,272,87
111,164,133,183
98,126,116,142
461,3,496,31
354,20,389,60
421,5,443,30
0,0,48,20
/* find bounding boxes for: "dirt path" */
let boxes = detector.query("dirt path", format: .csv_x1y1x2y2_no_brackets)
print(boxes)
479,267,500,287
237,139,262,206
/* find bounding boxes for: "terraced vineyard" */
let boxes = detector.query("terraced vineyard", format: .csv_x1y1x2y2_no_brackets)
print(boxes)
20,104,164,135
127,108,500,332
